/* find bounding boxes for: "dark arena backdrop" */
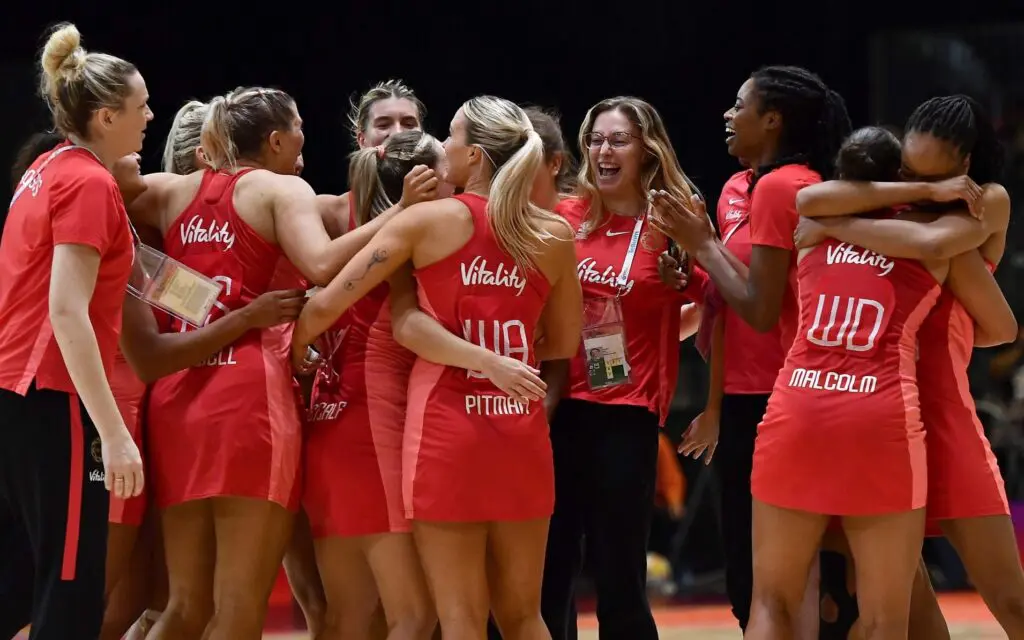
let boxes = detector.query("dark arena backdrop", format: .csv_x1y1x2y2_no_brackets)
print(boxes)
3,0,1024,607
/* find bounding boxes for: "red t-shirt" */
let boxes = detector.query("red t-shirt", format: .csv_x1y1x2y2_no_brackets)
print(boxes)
748,163,822,353
0,143,135,395
717,170,787,394
557,198,701,425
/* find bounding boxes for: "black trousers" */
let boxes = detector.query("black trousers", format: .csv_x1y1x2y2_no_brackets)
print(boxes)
540,399,660,640
715,393,767,631
0,385,109,639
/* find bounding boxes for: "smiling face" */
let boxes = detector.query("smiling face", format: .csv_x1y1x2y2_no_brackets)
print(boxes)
584,108,644,202
358,98,422,148
723,77,776,164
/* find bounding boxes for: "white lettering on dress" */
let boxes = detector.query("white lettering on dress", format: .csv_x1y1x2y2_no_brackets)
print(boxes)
787,367,879,394
180,216,236,250
460,256,527,296
825,243,894,277
576,257,635,295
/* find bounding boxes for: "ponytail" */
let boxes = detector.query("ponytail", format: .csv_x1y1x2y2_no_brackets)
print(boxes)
347,147,389,226
162,100,207,175
965,96,1005,185
488,130,551,270
201,95,238,171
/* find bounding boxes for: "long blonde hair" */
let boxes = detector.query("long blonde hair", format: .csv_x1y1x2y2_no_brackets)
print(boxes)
462,96,571,270
162,100,207,174
577,97,700,236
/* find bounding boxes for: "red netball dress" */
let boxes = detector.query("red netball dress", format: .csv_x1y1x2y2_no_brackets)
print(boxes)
922,260,1008,522
304,280,415,537
404,193,553,522
753,234,942,515
147,169,307,510
108,351,147,525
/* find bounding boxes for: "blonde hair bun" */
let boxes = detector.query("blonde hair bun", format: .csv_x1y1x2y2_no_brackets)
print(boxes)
41,23,86,89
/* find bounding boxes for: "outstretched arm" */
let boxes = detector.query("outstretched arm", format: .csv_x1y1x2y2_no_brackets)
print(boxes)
795,181,936,218
119,289,305,382
275,167,438,286
293,206,425,359
795,176,983,219
811,212,987,260
804,184,1010,261
389,265,547,403
389,264,489,369
946,251,1017,347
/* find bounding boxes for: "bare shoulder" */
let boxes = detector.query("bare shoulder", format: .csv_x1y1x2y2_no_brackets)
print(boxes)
982,182,1010,203
132,171,201,228
539,215,576,242
981,182,1011,227
402,196,472,228
139,170,196,198
316,192,349,237
235,169,313,195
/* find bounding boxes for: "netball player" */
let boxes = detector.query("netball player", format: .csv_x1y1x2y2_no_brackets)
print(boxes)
304,130,454,640
125,86,398,639
652,124,1012,639
647,66,851,635
291,80,431,637
795,96,1023,637
0,22,148,637
293,96,583,640
318,79,432,237
384,106,573,640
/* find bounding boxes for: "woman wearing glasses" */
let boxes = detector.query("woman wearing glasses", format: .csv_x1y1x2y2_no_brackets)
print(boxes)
540,97,706,640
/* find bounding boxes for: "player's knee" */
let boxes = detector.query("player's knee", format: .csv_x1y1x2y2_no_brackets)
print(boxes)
857,612,909,640
390,608,437,640
290,583,326,630
990,589,1024,625
751,586,797,628
159,597,212,638
437,597,489,637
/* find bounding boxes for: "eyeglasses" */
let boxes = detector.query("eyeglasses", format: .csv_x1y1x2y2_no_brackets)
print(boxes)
584,131,639,149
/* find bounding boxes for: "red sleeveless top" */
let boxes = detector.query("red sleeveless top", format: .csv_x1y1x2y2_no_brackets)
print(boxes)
146,169,307,508
406,193,551,435
753,229,943,515
308,281,415,421
767,237,940,421
917,267,994,419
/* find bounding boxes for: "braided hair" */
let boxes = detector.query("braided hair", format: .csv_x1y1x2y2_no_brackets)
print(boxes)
748,65,852,192
905,95,1005,185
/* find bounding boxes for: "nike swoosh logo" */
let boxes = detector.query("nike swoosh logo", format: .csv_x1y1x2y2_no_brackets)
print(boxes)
606,230,631,237
728,198,745,205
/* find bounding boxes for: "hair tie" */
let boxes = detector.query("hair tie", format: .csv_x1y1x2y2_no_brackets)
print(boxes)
376,145,386,159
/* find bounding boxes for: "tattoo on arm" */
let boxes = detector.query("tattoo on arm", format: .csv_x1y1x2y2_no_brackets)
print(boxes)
343,248,389,291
